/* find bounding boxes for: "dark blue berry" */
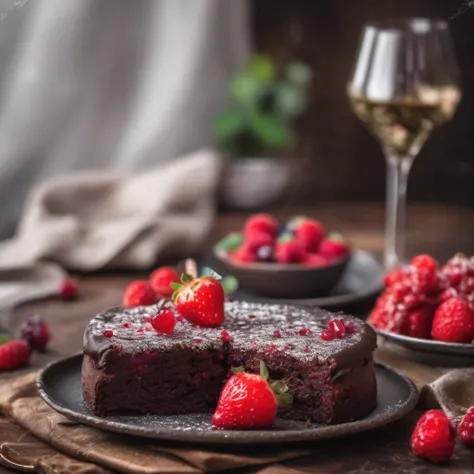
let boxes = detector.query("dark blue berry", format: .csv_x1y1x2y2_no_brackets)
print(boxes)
257,245,274,262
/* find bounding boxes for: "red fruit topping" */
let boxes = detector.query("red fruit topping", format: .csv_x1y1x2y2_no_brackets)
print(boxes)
123,280,157,308
328,319,346,339
115,346,123,352
149,267,180,298
273,330,282,338
304,345,309,353
411,410,455,463
248,314,256,319
120,323,130,329
318,234,350,260
103,330,113,338
0,340,31,370
431,298,474,343
284,343,293,350
275,240,305,264
151,308,176,335
18,316,50,352
221,330,232,342
244,214,278,239
321,330,334,341
268,344,276,354
194,339,203,344
212,362,292,430
60,278,78,300
173,275,225,328
458,406,474,445
295,219,324,252
298,328,312,336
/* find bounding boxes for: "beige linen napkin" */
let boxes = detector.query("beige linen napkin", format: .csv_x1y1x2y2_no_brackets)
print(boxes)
0,150,221,327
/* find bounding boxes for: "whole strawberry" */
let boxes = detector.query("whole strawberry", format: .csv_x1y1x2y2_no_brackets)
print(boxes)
212,361,292,430
0,340,31,371
411,410,456,463
149,267,180,298
458,406,474,445
431,298,474,343
293,218,324,253
123,280,157,308
18,315,50,352
318,234,350,260
244,214,278,240
172,274,225,327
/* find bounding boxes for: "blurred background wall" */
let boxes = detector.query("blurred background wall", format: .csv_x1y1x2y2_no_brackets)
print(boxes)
251,0,474,205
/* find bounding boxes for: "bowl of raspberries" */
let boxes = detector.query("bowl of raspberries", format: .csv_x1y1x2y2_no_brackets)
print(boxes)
214,213,351,298
369,254,474,355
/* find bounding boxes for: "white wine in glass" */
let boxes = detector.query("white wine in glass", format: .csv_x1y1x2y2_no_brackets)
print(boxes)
347,19,462,270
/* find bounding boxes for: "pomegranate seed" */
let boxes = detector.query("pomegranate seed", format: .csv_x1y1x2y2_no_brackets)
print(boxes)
284,343,293,350
248,314,256,319
120,323,130,329
328,319,346,338
151,308,176,335
103,330,113,338
321,330,335,341
194,339,202,344
268,344,276,354
221,330,232,342
304,345,310,353
273,330,282,338
298,328,312,336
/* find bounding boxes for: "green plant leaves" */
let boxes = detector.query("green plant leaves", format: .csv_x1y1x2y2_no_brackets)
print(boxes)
275,84,305,118
232,366,245,374
259,360,269,380
251,113,289,149
212,110,246,140
231,74,262,106
248,54,276,83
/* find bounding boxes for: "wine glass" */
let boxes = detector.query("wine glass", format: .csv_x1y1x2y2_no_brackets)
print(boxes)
347,18,462,270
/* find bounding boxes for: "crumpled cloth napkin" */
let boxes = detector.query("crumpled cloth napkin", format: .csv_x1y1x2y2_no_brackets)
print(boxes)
0,149,221,327
420,368,474,425
0,373,311,474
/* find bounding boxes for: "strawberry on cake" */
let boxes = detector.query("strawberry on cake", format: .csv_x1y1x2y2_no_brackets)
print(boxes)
82,272,377,428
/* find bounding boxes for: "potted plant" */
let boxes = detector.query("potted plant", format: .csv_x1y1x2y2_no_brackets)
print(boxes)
213,54,312,209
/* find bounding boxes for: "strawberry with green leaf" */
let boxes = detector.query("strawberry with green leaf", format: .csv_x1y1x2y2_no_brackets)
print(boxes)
171,273,225,327
212,361,293,430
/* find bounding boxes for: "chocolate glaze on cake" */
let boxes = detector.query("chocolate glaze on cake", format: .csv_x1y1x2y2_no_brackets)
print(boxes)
82,301,377,424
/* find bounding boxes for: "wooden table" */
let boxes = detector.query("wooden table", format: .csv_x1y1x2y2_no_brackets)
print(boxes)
1,203,473,473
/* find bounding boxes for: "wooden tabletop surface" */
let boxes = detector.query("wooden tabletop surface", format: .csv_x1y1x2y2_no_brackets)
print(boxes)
1,203,473,473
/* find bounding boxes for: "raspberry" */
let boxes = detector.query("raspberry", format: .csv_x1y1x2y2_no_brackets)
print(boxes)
431,298,474,343
244,214,278,239
18,316,50,352
0,340,31,370
383,268,404,288
275,240,305,264
256,245,274,262
123,281,157,308
303,253,328,267
411,254,438,274
411,410,455,463
318,234,350,260
458,406,474,445
151,309,176,334
441,254,474,298
405,305,436,339
294,219,324,252
149,267,180,298
60,278,78,300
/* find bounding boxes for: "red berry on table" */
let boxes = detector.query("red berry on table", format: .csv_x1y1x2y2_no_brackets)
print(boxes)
431,298,474,343
318,234,350,260
244,214,278,239
151,308,176,334
406,305,436,339
411,410,456,463
173,275,225,327
18,316,50,352
0,340,31,371
275,240,305,264
149,267,180,298
458,406,474,445
60,278,78,300
294,219,325,252
212,362,292,430
123,280,157,308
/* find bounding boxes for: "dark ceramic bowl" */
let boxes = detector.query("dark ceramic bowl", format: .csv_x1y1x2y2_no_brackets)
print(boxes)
214,247,350,298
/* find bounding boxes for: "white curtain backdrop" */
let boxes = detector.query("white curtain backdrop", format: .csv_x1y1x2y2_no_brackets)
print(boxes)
0,0,249,236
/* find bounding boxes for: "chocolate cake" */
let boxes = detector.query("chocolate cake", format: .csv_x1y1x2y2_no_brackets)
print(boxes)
82,302,377,425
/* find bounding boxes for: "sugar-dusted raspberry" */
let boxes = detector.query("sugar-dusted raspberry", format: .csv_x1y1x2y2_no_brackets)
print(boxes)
431,298,474,343
18,315,50,352
411,255,438,274
458,406,474,445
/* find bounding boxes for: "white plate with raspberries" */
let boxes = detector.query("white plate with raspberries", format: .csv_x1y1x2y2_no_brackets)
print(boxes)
369,254,474,359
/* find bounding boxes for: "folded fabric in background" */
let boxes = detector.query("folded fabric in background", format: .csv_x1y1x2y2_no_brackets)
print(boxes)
0,149,222,327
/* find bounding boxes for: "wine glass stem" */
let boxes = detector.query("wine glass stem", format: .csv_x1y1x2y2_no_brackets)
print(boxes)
384,153,412,270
